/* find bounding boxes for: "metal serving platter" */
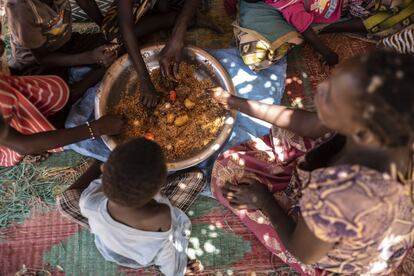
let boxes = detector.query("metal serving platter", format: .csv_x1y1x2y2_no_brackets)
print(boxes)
95,44,236,171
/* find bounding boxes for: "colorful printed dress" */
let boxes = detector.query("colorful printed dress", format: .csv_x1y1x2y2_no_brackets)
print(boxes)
211,127,414,275
0,75,69,166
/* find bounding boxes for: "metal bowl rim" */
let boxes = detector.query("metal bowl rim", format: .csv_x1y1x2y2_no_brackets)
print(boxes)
95,44,237,171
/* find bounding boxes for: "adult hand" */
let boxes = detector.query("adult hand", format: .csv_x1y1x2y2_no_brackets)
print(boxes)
91,114,125,136
221,177,273,210
139,82,159,108
321,50,339,67
159,39,184,82
207,87,233,110
91,45,117,67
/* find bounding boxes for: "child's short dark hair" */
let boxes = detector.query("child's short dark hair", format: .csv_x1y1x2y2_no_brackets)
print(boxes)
102,138,167,207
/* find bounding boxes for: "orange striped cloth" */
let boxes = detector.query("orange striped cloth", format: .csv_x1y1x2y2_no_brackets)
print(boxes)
0,75,69,166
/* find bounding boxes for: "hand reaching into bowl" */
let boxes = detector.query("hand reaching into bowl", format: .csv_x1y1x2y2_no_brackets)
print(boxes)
92,114,125,136
207,87,233,110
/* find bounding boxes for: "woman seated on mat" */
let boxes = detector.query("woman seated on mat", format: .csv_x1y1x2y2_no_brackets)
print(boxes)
0,34,124,167
233,0,414,70
5,0,116,84
208,50,414,275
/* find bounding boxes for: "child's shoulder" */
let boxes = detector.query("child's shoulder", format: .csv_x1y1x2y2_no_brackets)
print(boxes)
151,203,172,232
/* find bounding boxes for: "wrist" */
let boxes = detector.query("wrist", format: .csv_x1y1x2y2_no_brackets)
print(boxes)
167,34,185,47
86,51,97,64
227,95,236,108
88,121,100,138
139,78,154,89
228,95,242,111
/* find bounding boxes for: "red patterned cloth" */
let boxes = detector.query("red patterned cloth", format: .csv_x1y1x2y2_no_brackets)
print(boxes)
0,74,69,166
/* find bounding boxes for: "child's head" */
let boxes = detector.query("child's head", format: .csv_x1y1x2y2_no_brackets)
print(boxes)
315,50,414,148
102,138,167,208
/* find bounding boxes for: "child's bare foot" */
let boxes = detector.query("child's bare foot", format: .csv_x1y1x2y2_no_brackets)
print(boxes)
23,152,51,164
185,259,204,275
193,12,224,34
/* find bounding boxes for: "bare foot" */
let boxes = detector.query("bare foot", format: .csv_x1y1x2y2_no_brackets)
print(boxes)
185,259,204,275
193,12,224,34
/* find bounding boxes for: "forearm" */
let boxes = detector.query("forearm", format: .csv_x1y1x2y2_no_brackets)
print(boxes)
118,1,152,84
228,96,329,139
35,51,94,67
170,0,201,41
302,28,333,56
2,124,95,155
260,197,296,248
67,160,102,191
75,0,104,26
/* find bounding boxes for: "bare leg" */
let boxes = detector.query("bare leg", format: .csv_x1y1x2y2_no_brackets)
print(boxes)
49,67,107,128
132,8,223,38
133,12,178,38
320,18,367,34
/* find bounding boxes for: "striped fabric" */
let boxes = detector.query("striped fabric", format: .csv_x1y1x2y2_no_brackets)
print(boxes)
0,75,69,167
69,0,211,22
380,25,414,53
69,0,113,22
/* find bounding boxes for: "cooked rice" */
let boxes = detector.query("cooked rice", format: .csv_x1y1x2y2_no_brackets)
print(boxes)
110,63,226,161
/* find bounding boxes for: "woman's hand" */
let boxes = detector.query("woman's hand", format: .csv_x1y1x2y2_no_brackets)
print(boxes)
321,50,339,67
222,178,274,210
159,39,184,82
207,87,233,110
91,114,125,136
91,45,117,67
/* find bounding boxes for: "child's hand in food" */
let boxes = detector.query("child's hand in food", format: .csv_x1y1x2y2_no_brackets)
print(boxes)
208,87,232,109
91,45,117,67
92,114,125,136
139,82,159,108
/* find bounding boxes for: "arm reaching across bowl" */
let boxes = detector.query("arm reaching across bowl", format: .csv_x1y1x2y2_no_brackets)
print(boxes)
207,87,330,139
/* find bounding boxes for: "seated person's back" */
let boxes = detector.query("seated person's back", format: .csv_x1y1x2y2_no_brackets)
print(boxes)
79,138,191,276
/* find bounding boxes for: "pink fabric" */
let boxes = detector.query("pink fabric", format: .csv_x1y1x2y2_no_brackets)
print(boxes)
265,0,342,33
211,131,321,275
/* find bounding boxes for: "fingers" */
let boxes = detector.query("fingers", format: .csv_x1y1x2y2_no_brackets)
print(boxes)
239,177,259,185
160,58,178,81
223,181,239,192
160,59,168,79
229,202,249,210
172,62,180,81
140,93,158,108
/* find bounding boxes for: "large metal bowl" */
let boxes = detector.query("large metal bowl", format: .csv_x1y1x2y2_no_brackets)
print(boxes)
95,44,236,171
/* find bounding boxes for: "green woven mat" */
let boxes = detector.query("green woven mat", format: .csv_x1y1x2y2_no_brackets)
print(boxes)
42,197,252,275
0,151,89,228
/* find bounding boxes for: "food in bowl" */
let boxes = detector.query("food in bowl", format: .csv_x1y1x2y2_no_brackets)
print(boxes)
109,63,226,161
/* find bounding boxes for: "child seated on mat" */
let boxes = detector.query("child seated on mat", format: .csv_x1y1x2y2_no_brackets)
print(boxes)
5,0,116,85
0,32,124,167
261,0,374,65
65,138,200,275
